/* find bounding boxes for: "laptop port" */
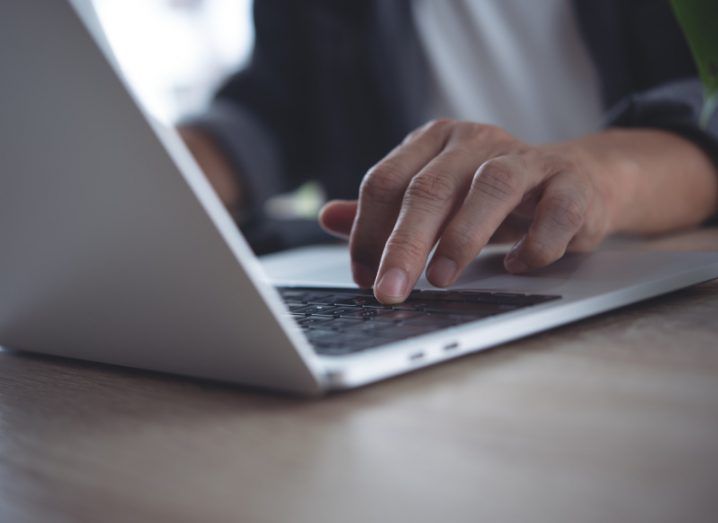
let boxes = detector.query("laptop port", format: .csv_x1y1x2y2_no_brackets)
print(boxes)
442,341,460,352
408,351,425,362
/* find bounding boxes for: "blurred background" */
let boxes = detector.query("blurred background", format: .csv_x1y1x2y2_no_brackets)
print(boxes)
88,0,323,219
91,0,255,125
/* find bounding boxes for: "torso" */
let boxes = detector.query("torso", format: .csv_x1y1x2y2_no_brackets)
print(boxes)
411,0,604,143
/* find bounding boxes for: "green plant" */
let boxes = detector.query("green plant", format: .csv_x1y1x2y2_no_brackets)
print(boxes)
671,0,718,128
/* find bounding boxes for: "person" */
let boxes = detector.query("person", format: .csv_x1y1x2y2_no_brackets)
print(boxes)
179,0,718,304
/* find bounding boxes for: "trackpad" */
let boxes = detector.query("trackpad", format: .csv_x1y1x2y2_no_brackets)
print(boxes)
260,244,571,293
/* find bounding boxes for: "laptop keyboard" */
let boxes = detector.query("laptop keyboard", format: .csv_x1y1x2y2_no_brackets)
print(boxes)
278,287,560,356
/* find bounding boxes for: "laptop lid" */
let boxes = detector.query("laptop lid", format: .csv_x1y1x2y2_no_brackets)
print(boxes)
0,0,323,394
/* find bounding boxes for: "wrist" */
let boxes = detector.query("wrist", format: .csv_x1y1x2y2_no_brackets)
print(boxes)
562,128,718,235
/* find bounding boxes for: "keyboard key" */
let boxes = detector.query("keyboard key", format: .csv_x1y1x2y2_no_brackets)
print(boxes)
322,318,365,330
333,296,381,307
418,290,484,302
277,286,560,356
336,308,378,319
288,304,314,314
296,317,334,328
371,309,423,322
421,302,513,315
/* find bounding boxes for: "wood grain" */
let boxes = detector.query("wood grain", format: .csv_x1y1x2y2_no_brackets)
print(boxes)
1,230,717,523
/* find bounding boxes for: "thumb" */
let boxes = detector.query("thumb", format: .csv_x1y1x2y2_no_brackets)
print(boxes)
319,199,358,239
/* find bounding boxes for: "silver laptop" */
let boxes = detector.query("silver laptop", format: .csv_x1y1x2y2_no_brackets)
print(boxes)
1,0,717,395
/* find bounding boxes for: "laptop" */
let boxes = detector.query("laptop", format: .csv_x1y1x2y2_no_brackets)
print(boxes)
1,0,717,395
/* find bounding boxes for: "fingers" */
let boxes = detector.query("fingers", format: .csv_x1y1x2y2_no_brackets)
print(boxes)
504,170,591,272
567,193,610,252
342,119,602,300
349,120,451,287
319,200,357,239
372,150,480,303
426,155,538,287
488,214,529,244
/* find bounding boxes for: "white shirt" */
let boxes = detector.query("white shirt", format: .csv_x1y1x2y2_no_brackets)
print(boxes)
411,0,604,143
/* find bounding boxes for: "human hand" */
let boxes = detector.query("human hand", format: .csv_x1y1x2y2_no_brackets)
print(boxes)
319,119,623,304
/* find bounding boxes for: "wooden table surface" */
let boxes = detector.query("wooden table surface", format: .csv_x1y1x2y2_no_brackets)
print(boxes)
1,229,717,523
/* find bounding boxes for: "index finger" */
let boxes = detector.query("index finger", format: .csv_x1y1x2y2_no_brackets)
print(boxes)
349,120,451,287
372,149,479,303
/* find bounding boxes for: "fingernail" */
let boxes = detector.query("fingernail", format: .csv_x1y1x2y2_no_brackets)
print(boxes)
428,257,457,287
376,268,409,300
505,252,528,273
352,262,375,288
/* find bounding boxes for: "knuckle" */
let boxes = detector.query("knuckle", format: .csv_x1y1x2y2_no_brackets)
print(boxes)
424,118,455,134
475,124,515,147
545,194,585,230
526,239,562,266
473,160,522,202
404,119,455,144
541,151,580,176
441,224,477,258
406,172,456,205
360,162,406,203
451,123,506,144
385,230,428,262
404,118,455,145
481,124,513,142
445,142,474,157
402,128,423,144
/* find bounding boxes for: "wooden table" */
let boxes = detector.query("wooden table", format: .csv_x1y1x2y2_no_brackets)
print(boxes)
1,229,717,523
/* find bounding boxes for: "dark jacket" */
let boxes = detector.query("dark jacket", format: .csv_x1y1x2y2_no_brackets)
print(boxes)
188,0,718,253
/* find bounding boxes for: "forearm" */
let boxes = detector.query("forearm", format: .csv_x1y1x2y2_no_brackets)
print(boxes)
570,128,718,235
178,126,244,211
